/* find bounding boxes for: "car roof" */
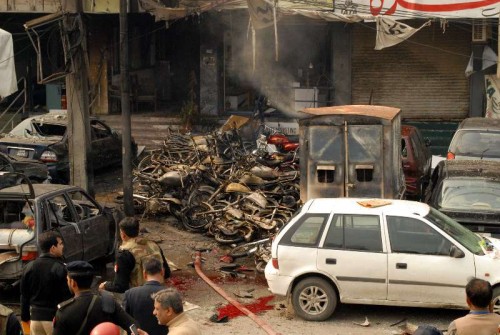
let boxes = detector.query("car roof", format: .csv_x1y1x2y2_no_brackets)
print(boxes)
458,117,500,131
304,198,430,217
301,105,401,120
437,160,500,179
0,183,75,199
24,112,68,125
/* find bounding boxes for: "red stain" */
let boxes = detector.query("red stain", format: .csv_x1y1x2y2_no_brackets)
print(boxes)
167,276,198,292
217,295,275,319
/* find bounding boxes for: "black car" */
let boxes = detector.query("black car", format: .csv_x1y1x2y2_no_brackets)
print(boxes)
0,152,48,188
424,160,500,237
0,177,121,288
0,112,136,183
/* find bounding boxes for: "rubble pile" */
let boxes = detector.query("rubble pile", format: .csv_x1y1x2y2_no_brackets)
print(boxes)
131,128,301,267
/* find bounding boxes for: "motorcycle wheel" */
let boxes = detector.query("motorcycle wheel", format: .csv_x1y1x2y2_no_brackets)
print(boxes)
181,202,214,232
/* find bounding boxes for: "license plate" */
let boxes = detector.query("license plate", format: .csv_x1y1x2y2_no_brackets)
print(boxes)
16,149,27,157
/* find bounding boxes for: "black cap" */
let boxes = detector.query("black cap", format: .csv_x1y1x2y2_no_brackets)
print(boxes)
414,325,443,335
66,261,94,276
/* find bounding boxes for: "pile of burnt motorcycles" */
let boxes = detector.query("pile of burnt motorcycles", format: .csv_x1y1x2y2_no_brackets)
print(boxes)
129,126,300,271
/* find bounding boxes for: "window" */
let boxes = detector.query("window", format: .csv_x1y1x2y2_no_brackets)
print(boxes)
91,120,112,140
46,195,76,228
324,214,382,252
68,190,101,220
317,165,335,183
281,214,329,246
355,164,374,182
387,216,452,255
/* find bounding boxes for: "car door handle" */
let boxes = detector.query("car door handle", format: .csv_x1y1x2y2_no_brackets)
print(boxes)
396,263,407,269
325,258,336,265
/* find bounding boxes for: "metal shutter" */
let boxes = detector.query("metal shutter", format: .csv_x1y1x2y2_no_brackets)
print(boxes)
352,21,470,120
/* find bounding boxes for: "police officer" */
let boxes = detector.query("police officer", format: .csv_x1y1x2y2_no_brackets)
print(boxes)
52,261,136,335
0,304,22,335
99,218,170,293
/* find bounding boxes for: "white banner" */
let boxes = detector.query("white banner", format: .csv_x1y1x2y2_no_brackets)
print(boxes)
335,0,500,19
375,17,430,50
0,29,17,99
485,75,500,118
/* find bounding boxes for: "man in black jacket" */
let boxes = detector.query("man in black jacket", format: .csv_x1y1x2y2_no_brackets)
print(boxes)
123,257,168,335
53,261,135,335
20,231,72,335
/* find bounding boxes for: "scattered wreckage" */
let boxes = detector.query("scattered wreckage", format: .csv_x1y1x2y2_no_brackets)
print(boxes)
128,119,301,271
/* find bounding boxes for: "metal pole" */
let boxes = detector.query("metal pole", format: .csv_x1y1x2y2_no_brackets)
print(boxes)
120,0,134,216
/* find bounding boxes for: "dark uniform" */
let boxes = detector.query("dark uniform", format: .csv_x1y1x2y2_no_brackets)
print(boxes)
52,261,135,335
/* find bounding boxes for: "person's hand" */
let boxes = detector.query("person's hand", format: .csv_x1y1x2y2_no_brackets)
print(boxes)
98,281,106,290
137,329,148,335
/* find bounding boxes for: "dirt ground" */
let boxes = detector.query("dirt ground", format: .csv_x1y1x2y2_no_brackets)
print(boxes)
93,167,465,335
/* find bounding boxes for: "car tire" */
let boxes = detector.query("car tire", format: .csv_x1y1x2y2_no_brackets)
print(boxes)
492,287,500,314
292,277,337,321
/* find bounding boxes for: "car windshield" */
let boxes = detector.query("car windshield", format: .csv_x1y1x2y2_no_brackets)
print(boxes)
454,130,500,158
437,178,500,212
425,207,483,255
9,118,66,138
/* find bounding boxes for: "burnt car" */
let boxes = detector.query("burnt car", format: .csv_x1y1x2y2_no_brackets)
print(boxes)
0,174,121,289
401,125,432,200
424,160,500,237
0,152,49,188
447,117,500,161
0,112,137,183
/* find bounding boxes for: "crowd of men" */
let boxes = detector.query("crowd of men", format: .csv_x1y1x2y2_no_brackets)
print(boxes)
2,216,500,335
0,217,200,335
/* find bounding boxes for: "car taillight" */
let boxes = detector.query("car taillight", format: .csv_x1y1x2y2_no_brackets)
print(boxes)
40,150,58,163
22,251,38,261
272,258,279,269
446,152,455,160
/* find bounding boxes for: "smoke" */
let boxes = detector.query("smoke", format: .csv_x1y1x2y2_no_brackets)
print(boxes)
223,11,327,119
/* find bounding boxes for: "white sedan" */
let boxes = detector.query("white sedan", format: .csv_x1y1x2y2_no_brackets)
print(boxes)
265,198,500,321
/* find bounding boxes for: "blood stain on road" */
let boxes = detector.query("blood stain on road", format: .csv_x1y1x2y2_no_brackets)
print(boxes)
217,295,275,319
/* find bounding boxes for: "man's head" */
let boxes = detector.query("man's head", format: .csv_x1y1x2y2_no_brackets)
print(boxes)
66,261,95,294
119,217,139,240
143,256,164,280
152,288,184,325
466,278,493,309
38,231,64,257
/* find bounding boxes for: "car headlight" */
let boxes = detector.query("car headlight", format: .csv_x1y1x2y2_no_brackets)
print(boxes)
40,150,58,163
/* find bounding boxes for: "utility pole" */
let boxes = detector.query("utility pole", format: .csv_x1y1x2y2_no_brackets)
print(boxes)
63,0,94,195
120,0,134,216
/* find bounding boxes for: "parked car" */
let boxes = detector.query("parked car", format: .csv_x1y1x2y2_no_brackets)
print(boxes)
0,112,137,183
447,117,500,161
0,152,49,188
424,159,500,237
265,197,500,321
401,125,432,200
0,174,121,289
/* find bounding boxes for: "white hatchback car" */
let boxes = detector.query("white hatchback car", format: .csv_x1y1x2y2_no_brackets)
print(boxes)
265,198,500,321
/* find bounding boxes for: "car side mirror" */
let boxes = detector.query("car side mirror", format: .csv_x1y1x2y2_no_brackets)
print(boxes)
450,245,465,258
425,138,432,147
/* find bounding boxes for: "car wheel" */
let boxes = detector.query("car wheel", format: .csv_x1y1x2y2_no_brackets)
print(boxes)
292,277,337,321
492,287,500,314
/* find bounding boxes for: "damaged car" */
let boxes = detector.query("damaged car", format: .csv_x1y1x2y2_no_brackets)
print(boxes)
0,112,137,183
0,174,121,289
0,152,49,188
265,198,500,321
424,160,500,238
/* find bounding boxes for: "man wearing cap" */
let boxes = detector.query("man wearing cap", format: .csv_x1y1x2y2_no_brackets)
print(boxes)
99,218,170,293
52,261,136,335
20,231,71,335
